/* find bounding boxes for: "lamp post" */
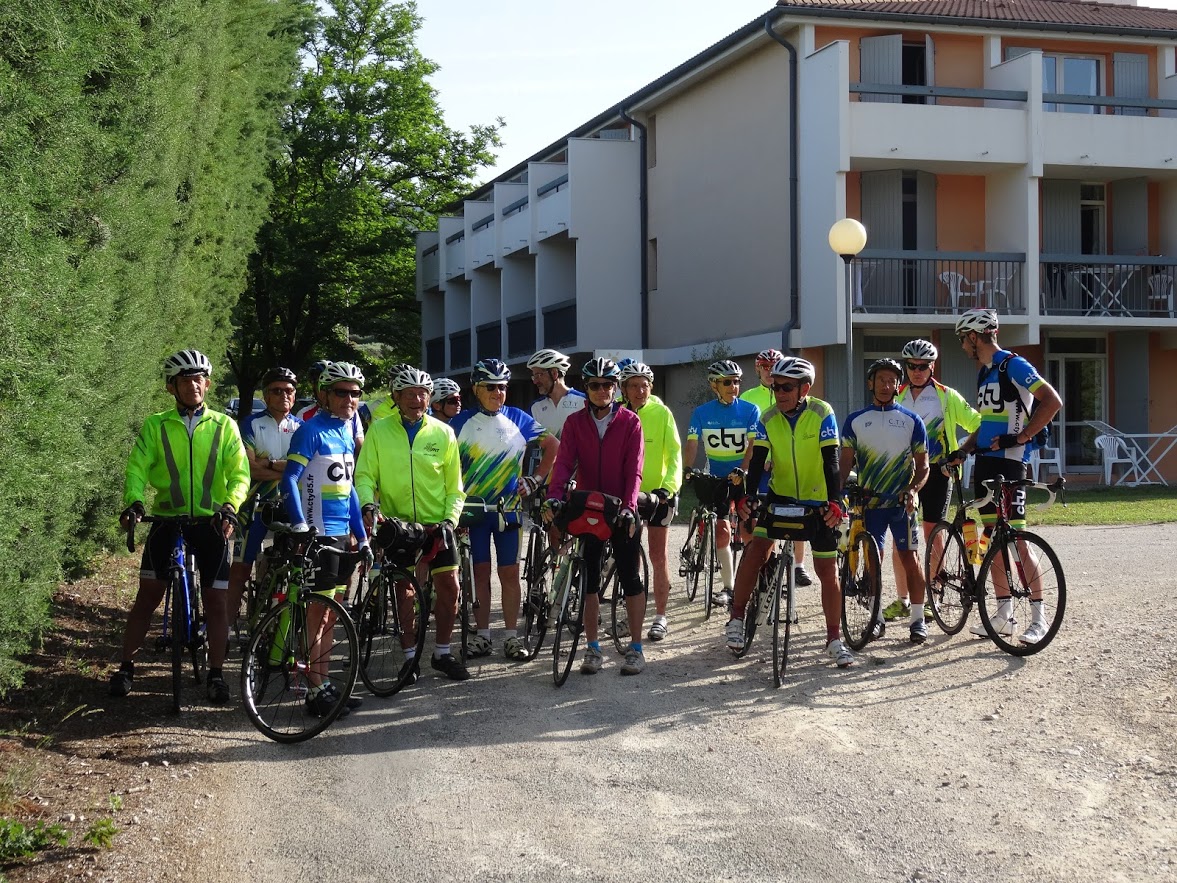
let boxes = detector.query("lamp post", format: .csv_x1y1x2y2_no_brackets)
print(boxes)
828,218,868,417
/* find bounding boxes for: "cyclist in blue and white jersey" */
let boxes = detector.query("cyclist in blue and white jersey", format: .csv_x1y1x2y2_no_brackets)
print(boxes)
449,359,558,660
281,362,371,717
840,358,930,645
298,359,365,453
527,349,586,438
947,309,1061,644
683,359,760,607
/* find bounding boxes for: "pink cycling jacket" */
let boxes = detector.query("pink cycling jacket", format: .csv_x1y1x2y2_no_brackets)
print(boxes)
548,404,644,512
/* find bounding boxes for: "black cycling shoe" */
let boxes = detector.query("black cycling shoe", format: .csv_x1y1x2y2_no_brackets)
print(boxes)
794,566,814,587
306,684,350,719
398,658,420,685
206,675,231,705
430,653,471,681
109,670,133,698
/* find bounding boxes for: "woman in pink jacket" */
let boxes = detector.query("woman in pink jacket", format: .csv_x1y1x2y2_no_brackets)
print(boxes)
546,358,646,676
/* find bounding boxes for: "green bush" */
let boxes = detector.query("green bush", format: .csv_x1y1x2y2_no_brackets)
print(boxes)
0,818,69,861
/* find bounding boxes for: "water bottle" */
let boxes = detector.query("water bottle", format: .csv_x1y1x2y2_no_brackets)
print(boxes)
836,517,850,554
963,518,983,566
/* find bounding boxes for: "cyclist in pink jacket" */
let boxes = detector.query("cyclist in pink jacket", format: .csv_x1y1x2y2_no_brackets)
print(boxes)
546,358,646,675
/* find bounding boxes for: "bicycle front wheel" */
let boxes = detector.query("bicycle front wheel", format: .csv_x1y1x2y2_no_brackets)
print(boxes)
771,554,793,688
976,530,1066,657
703,518,716,620
736,559,768,659
552,559,585,687
458,547,474,663
241,593,359,743
522,547,555,659
841,532,882,651
356,570,429,697
925,522,973,635
683,512,701,602
169,573,186,713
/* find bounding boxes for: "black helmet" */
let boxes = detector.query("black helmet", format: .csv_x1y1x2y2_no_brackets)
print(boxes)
867,358,904,381
262,367,298,388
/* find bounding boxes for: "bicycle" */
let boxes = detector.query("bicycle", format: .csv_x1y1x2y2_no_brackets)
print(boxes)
928,471,1067,656
604,492,654,655
126,515,213,713
924,463,984,636
239,524,360,743
520,489,554,659
679,468,745,617
838,484,884,652
455,496,515,662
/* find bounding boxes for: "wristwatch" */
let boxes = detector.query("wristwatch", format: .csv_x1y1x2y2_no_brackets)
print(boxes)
267,458,276,470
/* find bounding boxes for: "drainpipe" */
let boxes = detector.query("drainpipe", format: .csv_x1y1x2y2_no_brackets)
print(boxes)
763,15,800,354
619,107,649,350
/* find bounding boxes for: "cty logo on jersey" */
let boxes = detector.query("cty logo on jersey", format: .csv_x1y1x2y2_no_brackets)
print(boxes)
702,427,748,452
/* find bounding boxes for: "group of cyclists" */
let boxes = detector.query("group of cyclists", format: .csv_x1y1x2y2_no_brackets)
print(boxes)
110,305,1062,703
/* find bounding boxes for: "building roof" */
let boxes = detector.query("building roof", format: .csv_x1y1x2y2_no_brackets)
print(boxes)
775,0,1177,31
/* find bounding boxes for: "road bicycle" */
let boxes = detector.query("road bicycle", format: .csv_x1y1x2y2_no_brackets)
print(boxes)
519,489,553,659
838,484,884,651
603,493,655,655
924,463,984,636
126,515,213,713
455,496,517,662
926,470,1067,656
239,524,360,743
679,468,745,617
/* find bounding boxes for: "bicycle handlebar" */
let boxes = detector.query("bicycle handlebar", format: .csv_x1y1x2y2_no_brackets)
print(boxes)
125,514,216,553
978,474,1066,512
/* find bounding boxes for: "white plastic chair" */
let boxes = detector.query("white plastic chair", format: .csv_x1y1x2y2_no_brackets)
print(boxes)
1148,272,1174,317
1094,434,1140,485
938,271,976,314
1029,446,1063,482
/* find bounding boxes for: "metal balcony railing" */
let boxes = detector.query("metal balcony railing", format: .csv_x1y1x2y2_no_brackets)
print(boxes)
1039,256,1176,318
853,251,1027,315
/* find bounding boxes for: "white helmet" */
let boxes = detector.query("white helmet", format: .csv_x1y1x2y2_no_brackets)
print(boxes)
619,361,654,384
526,349,571,374
430,377,461,404
163,349,212,381
955,308,999,336
901,339,939,362
318,362,365,389
770,356,815,384
390,364,433,393
707,359,743,380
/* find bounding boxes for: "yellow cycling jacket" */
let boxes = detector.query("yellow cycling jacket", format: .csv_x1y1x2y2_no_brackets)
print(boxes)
354,413,464,525
124,408,250,515
631,395,683,495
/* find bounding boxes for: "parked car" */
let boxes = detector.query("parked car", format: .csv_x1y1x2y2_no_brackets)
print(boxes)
225,397,265,419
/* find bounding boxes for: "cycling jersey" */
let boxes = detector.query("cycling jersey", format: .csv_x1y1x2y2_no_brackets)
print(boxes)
281,413,365,538
752,398,839,505
124,406,250,516
549,404,644,512
449,405,547,510
355,413,464,525
897,380,979,463
687,398,760,478
631,395,683,495
359,397,396,429
297,402,365,447
841,404,928,508
241,410,301,500
974,349,1044,464
530,389,586,438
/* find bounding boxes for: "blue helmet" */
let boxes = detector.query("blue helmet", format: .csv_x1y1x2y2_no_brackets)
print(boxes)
471,358,511,385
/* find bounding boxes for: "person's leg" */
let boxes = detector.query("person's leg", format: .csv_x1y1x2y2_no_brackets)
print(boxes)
119,579,167,663
793,541,812,586
647,525,670,617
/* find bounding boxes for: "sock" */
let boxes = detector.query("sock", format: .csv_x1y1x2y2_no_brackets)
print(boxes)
909,605,925,625
434,644,450,658
404,647,416,661
630,642,643,654
1030,600,1045,624
478,628,491,639
718,545,734,590
731,606,746,621
653,613,667,625
587,640,601,652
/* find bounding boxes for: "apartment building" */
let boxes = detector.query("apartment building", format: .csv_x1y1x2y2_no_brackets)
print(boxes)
416,0,1177,480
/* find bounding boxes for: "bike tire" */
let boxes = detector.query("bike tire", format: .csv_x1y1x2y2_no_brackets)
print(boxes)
356,570,429,697
840,532,882,651
241,593,358,743
735,552,771,658
703,519,716,620
552,558,584,687
458,547,474,663
925,522,973,635
682,512,701,602
976,530,1066,657
522,546,554,660
188,569,206,686
170,573,184,714
771,554,793,688
603,542,650,655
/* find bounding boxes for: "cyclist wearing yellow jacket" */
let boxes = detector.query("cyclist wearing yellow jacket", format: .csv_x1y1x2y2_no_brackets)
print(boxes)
355,365,469,681
112,349,250,703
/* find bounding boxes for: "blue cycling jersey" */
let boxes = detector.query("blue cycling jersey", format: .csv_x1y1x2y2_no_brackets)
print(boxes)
687,398,760,478
282,413,365,539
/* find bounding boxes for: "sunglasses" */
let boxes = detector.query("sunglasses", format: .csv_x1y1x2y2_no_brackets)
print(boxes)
771,382,799,393
440,396,461,406
906,362,932,371
266,387,296,396
586,380,616,391
330,388,362,399
480,383,507,392
716,378,740,387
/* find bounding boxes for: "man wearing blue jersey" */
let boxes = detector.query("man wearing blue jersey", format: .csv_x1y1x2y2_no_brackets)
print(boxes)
683,359,760,607
282,362,370,716
948,309,1061,644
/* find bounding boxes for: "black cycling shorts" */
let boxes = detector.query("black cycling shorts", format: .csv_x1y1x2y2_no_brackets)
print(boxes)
140,521,232,590
974,456,1027,526
918,467,950,524
311,535,360,594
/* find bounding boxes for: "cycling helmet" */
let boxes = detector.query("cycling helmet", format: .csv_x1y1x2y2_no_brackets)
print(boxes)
619,361,655,384
389,364,434,393
616,357,636,371
163,349,212,380
867,358,904,381
707,359,743,380
318,361,365,389
526,349,571,374
955,308,999,336
581,357,621,381
261,366,298,388
756,348,785,366
901,339,939,362
430,377,461,404
471,358,511,385
770,356,815,385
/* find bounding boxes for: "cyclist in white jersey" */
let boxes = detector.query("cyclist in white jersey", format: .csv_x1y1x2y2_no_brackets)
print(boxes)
527,349,586,438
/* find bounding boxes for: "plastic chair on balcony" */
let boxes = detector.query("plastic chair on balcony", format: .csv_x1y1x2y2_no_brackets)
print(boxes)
938,271,976,314
1148,272,1174,317
1028,445,1063,482
1094,434,1141,486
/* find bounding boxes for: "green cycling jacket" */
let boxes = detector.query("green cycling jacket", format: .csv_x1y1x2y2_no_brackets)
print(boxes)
354,413,464,525
631,395,683,494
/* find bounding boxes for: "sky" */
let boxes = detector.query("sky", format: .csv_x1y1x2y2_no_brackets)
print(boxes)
414,0,1177,186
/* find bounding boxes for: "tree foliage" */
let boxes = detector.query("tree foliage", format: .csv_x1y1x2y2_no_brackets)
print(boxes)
0,0,308,690
227,0,500,403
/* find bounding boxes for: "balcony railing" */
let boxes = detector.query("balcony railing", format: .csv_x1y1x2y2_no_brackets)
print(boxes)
1039,256,1176,318
854,251,1026,315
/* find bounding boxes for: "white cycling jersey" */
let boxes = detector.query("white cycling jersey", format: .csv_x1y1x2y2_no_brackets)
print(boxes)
530,389,586,438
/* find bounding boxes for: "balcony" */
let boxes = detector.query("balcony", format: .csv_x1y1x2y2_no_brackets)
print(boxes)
535,174,570,240
1039,257,1176,319
854,251,1027,316
444,230,465,280
507,312,536,359
420,245,440,290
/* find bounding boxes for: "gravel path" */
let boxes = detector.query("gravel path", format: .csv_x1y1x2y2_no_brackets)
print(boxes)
184,522,1177,883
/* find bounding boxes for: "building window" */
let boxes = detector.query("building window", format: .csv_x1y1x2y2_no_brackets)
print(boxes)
425,337,445,374
1080,183,1106,255
449,330,471,370
507,313,536,358
543,302,577,349
1043,55,1100,114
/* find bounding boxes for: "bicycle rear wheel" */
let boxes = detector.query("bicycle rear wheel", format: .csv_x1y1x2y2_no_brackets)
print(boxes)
682,512,701,602
703,519,716,620
187,570,206,686
771,555,793,688
976,530,1066,657
604,543,649,655
521,546,554,659
169,573,185,714
356,570,429,697
552,559,584,687
458,546,474,663
241,593,358,743
736,561,768,659
841,532,882,651
925,522,973,635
